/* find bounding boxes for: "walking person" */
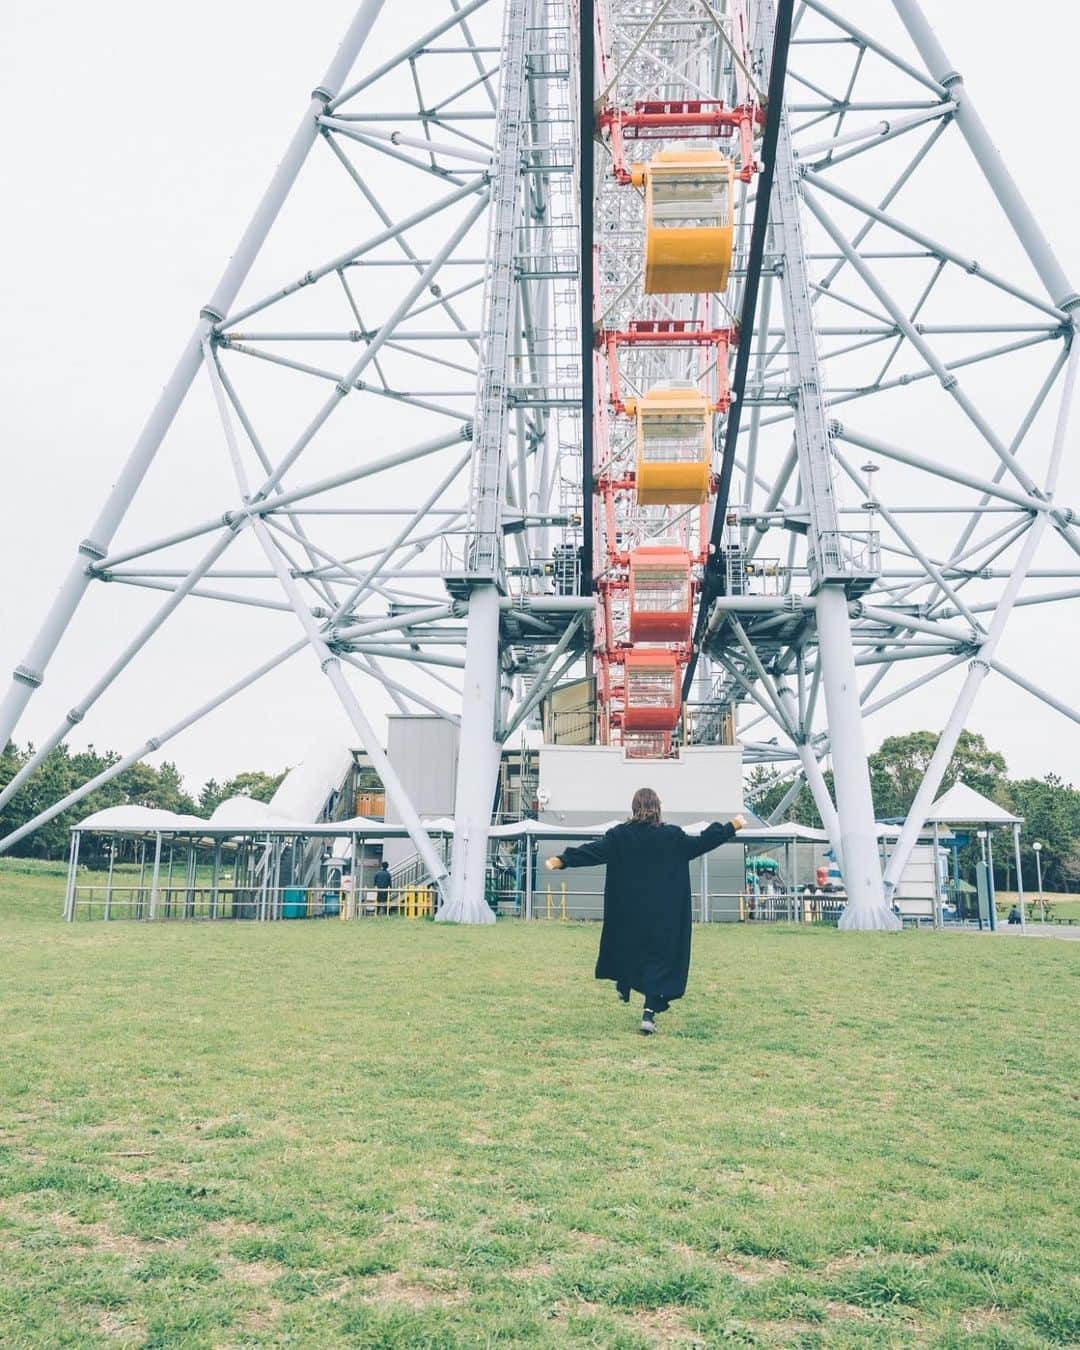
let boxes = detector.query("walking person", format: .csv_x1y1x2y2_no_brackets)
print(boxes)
546,788,745,1034
373,859,392,915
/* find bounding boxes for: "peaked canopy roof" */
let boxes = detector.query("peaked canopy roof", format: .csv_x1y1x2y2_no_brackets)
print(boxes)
925,781,1022,826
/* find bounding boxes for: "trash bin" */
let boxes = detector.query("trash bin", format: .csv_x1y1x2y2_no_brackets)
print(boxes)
283,887,307,919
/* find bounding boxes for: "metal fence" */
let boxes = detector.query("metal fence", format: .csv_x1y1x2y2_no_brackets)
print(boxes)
70,877,854,926
69,883,444,922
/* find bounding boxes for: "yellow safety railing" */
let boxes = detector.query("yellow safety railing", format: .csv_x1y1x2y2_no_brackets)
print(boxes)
542,880,569,922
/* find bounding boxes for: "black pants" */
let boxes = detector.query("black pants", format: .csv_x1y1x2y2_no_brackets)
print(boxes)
618,981,669,1013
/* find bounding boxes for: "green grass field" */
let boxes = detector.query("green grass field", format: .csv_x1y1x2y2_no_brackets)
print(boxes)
1,862,1078,1348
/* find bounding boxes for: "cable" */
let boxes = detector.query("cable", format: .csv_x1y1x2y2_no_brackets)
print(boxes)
580,0,596,597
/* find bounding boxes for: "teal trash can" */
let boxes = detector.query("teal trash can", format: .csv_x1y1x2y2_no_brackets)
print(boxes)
283,887,307,919
323,891,340,918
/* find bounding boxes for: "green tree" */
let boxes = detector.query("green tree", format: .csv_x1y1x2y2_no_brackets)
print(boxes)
0,742,200,860
743,763,826,829
115,762,162,807
868,729,1007,819
1,742,119,859
153,762,197,815
1006,774,1080,893
744,730,1080,898
198,769,286,815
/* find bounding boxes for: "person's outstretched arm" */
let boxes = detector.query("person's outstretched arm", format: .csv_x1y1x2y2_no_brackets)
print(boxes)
681,814,746,860
546,833,611,871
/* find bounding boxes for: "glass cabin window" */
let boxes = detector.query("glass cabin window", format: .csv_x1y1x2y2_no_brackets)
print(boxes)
633,568,689,611
651,172,729,228
640,414,704,462
627,669,676,708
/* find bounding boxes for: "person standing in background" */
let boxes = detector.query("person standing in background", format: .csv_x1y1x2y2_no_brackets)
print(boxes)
373,859,392,914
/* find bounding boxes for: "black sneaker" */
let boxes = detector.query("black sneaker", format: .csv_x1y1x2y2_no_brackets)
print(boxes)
640,1011,657,1035
616,984,630,1003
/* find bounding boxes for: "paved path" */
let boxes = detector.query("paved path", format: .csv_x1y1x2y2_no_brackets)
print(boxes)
960,924,1080,942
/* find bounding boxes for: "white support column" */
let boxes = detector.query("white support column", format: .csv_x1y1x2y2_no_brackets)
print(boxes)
436,0,530,923
439,584,501,924
762,52,895,929
817,587,897,929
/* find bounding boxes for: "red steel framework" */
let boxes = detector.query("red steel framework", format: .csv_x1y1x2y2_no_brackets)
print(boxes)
598,100,760,185
590,23,763,755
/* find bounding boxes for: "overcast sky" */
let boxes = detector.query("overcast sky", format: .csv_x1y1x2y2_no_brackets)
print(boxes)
2,1,1078,796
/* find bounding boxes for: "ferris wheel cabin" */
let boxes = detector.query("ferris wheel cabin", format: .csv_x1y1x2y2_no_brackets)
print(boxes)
633,147,735,295
622,648,682,731
634,384,712,505
628,545,693,643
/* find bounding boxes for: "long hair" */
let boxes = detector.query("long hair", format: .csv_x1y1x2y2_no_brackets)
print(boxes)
630,787,662,827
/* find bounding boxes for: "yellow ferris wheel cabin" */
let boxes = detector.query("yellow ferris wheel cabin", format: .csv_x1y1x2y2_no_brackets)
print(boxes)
631,147,735,295
630,383,712,506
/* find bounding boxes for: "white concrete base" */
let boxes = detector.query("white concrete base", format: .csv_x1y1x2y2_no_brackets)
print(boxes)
838,904,902,931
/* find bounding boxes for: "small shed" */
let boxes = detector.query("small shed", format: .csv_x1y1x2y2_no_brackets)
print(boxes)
924,781,1025,929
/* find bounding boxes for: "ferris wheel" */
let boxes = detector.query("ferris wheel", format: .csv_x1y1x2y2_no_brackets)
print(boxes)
0,0,1076,928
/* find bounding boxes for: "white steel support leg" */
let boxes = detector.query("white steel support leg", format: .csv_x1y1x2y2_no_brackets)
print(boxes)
762,52,895,929
63,831,80,922
245,516,451,900
0,0,386,749
798,743,844,872
440,585,501,924
776,684,844,866
817,586,897,930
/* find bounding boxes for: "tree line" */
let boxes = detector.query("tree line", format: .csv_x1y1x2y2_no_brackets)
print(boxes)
3,730,1077,891
0,741,284,861
747,730,1080,893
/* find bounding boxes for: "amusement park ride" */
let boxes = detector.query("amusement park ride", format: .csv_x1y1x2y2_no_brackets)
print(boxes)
2,1,1078,929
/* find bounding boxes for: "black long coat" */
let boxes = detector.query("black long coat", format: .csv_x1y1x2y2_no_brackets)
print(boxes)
558,820,737,1006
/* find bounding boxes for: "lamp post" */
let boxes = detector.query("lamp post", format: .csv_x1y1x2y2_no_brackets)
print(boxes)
977,829,995,931
1033,841,1045,923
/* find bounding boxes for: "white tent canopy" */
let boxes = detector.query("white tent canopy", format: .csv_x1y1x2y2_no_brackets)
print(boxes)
207,796,301,830
925,781,1022,826
876,822,953,842
72,805,959,849
743,822,828,843
71,804,448,839
71,808,799,845
71,804,210,834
